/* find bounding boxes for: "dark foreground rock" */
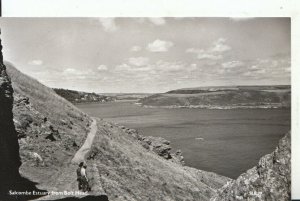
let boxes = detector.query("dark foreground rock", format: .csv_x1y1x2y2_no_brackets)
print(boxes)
211,132,291,201
0,31,22,194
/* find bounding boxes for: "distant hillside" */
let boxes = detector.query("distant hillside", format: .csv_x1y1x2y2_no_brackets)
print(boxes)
53,88,115,103
139,85,291,109
99,93,153,101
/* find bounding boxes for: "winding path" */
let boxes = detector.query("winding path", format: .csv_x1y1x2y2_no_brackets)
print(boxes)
36,117,108,200
72,118,97,164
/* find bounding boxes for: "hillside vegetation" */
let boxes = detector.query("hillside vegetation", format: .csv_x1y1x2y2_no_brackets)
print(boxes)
53,88,115,103
5,62,230,200
139,86,291,109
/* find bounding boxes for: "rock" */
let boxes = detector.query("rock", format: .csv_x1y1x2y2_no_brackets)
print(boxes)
45,133,57,141
171,150,185,165
140,136,172,160
15,95,29,106
72,141,79,147
29,152,43,164
212,132,291,201
19,113,33,129
0,32,22,192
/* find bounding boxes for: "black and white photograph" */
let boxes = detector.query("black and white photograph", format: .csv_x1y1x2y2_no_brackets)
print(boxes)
0,16,293,200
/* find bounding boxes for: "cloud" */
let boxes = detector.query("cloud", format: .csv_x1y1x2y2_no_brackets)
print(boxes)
148,18,166,26
186,38,230,60
155,60,185,72
187,63,198,72
242,56,291,79
186,48,223,60
115,63,152,72
28,59,43,65
249,65,259,70
63,68,83,75
97,65,108,71
147,39,174,52
136,18,166,26
98,18,118,32
128,57,149,66
130,46,142,52
210,38,231,52
198,54,223,60
222,61,244,69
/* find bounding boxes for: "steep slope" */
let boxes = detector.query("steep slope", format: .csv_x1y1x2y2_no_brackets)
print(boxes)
139,86,291,109
5,62,92,191
5,62,230,200
84,120,231,201
212,132,291,201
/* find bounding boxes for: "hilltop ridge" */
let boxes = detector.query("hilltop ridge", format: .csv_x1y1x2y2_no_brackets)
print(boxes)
139,85,291,109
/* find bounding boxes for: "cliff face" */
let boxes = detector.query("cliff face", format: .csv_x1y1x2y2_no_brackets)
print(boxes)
0,33,21,192
212,132,291,201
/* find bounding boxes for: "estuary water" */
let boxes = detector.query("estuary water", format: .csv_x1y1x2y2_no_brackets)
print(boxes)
77,101,290,178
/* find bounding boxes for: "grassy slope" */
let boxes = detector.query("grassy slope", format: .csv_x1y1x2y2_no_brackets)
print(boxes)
5,62,230,200
6,62,92,188
88,120,230,201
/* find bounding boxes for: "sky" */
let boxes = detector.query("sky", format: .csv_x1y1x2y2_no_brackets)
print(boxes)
0,18,291,93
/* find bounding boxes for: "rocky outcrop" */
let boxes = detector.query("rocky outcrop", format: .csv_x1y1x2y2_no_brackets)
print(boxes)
0,31,22,193
120,126,185,165
211,132,291,201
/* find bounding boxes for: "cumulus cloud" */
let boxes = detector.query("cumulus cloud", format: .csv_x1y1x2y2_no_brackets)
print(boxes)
98,18,118,32
28,59,43,65
210,38,231,52
147,39,174,52
148,18,166,26
186,38,230,60
97,65,108,71
130,46,142,52
242,57,291,79
128,57,149,66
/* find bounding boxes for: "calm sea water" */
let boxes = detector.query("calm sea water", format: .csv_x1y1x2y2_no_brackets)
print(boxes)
77,101,290,178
